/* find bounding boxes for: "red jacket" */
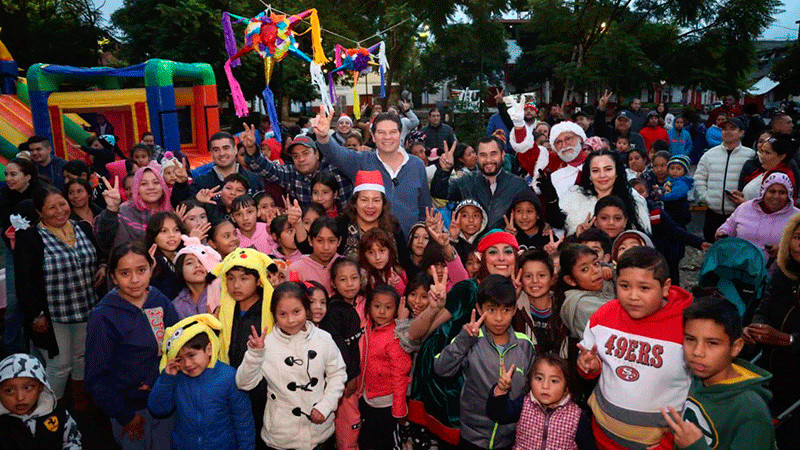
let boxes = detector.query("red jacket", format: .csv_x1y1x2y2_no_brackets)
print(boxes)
638,126,670,152
361,321,412,418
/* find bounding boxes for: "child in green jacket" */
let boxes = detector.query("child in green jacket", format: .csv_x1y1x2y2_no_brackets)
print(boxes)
663,297,775,449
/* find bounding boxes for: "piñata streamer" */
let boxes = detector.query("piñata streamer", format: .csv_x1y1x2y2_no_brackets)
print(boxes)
222,13,240,68
261,87,282,143
225,60,249,117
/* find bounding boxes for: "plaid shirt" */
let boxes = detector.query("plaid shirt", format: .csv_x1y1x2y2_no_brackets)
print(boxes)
39,223,98,323
245,152,354,209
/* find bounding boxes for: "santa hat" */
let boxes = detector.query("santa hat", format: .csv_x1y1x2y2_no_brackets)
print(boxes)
173,235,222,272
160,314,222,371
338,114,353,125
160,151,182,172
549,121,588,148
353,170,385,194
477,229,520,253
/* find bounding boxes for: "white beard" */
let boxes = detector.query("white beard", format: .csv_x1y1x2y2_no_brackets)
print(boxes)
559,143,582,163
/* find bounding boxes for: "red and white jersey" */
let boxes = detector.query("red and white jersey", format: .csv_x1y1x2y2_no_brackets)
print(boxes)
580,285,692,448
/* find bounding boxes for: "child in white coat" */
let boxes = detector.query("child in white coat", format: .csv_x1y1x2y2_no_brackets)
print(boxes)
236,281,347,449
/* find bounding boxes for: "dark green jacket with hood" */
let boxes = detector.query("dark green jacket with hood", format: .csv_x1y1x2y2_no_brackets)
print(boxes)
681,358,775,450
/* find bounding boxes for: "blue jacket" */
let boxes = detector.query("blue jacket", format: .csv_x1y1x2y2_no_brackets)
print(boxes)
148,363,255,450
668,128,692,156
316,139,431,238
85,288,179,425
706,126,723,148
662,175,693,202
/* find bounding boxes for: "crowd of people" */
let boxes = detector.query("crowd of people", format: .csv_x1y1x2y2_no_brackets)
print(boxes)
0,92,798,450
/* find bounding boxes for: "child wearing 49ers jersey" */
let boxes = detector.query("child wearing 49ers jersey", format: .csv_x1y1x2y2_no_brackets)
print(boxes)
577,246,691,449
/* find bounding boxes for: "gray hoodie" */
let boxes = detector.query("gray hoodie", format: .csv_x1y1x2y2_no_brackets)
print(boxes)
0,354,81,449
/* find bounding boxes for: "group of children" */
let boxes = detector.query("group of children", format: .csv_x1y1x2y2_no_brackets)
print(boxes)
0,233,776,450
0,116,783,450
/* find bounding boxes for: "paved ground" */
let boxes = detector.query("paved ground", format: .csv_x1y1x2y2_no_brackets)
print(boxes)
678,209,708,291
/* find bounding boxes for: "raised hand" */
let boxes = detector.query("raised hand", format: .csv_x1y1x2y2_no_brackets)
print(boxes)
189,221,212,241
195,186,220,205
242,122,258,155
398,296,410,320
175,157,189,183
175,203,188,223
503,212,517,235
493,88,505,105
247,325,267,349
512,268,523,297
575,213,596,237
536,169,557,200
463,308,486,337
428,266,448,311
448,210,461,241
164,358,181,376
598,89,612,111
439,139,457,172
286,197,302,225
494,363,516,396
101,176,122,213
504,95,525,128
662,406,703,448
543,229,564,255
312,106,333,144
576,343,601,374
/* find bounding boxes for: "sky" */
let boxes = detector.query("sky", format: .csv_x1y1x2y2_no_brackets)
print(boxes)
99,0,798,40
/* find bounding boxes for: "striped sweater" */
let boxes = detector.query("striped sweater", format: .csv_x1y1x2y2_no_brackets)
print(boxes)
579,285,692,449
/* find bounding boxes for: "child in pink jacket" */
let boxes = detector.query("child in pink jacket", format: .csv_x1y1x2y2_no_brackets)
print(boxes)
360,284,412,450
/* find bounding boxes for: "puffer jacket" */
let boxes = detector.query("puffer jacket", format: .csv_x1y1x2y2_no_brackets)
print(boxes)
148,363,255,450
434,327,535,449
694,143,755,215
361,321,412,418
559,185,651,235
235,322,347,450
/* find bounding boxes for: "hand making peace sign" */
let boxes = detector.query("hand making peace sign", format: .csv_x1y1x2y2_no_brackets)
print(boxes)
463,308,487,337
428,265,448,312
247,325,268,349
544,229,564,255
494,363,517,396
101,176,122,213
438,140,457,171
242,123,258,155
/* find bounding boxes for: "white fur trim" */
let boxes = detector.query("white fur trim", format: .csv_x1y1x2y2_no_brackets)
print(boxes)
549,121,587,148
354,183,385,194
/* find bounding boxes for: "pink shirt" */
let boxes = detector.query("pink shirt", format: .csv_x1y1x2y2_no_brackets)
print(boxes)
237,222,277,255
288,254,340,295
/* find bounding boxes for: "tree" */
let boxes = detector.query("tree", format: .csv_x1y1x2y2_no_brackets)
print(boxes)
418,19,509,89
0,0,104,70
771,42,800,96
511,0,781,102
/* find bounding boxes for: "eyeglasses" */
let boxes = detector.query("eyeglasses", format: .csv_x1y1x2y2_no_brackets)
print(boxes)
553,134,578,147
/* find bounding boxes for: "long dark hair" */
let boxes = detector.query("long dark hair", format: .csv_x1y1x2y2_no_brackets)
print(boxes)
359,227,400,288
8,157,39,189
579,150,642,231
345,190,398,234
